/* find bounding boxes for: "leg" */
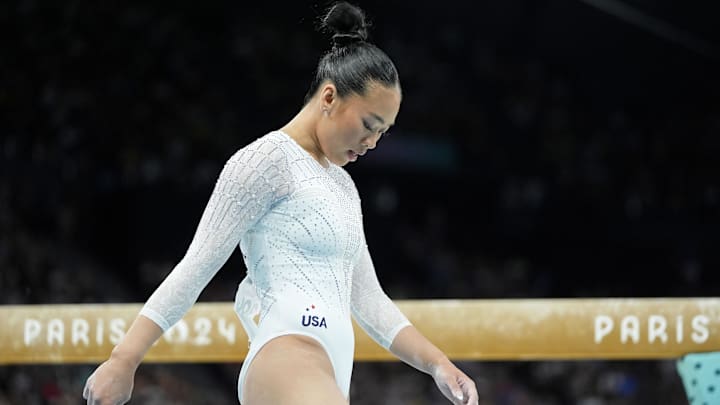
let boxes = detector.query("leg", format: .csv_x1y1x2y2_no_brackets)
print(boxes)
241,335,349,405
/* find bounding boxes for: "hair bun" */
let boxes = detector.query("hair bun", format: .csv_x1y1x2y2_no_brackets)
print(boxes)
322,2,369,47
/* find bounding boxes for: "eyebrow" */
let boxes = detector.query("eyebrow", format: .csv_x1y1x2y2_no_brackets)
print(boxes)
369,113,394,128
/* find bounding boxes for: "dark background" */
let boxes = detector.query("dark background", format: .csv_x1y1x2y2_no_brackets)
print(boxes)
2,0,719,403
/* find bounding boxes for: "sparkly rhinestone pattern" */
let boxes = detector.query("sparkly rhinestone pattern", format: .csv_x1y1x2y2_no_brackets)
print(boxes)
140,131,410,349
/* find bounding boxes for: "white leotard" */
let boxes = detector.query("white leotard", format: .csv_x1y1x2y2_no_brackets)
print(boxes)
139,130,411,402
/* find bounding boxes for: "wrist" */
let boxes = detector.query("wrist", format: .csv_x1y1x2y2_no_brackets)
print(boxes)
428,354,452,377
110,345,142,370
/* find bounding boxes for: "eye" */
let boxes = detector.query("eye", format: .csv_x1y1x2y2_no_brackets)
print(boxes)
362,120,373,132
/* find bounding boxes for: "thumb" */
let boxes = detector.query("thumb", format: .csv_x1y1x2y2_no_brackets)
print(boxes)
83,371,95,399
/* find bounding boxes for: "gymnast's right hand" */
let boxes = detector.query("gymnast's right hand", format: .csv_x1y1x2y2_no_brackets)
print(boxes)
82,355,136,405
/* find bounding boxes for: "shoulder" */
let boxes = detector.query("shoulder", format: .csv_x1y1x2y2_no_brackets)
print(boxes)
334,165,354,184
332,166,361,200
226,131,291,169
218,132,293,198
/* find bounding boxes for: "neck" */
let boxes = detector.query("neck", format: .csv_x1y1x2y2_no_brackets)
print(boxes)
280,104,327,166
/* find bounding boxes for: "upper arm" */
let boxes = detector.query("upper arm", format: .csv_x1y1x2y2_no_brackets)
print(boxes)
140,136,291,331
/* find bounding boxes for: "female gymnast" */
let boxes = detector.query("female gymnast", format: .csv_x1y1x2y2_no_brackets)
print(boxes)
83,2,479,404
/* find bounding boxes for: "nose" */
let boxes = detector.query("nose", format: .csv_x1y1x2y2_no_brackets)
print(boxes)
363,132,383,150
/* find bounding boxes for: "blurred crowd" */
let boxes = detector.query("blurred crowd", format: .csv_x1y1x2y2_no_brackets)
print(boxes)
2,0,718,403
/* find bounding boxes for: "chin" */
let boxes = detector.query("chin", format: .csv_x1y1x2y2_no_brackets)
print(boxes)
329,156,349,167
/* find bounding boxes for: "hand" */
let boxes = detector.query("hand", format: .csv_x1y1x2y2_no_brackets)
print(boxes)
234,275,260,341
432,359,479,405
82,356,136,405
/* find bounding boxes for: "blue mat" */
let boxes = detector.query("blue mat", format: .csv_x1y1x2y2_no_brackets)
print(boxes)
677,352,720,404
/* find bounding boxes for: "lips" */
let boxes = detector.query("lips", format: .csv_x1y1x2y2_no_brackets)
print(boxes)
347,149,366,162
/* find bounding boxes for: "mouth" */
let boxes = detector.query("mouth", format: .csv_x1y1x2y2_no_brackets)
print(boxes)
347,149,366,162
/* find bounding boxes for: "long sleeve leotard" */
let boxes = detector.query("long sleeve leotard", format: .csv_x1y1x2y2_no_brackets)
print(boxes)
139,130,411,398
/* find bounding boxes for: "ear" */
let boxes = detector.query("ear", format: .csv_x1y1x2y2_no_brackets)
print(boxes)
319,83,338,114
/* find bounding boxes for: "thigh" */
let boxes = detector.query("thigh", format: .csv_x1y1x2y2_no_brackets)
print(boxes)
241,335,348,405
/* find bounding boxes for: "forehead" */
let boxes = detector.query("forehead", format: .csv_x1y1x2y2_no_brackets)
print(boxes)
346,83,401,121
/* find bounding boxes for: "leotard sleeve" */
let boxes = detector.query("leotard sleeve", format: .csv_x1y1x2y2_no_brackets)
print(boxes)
350,245,412,349
139,136,290,331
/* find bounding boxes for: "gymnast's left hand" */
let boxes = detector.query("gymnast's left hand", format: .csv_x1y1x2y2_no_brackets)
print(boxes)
432,359,478,405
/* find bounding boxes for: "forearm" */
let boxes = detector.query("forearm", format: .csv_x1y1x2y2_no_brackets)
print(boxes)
389,325,452,375
109,315,164,369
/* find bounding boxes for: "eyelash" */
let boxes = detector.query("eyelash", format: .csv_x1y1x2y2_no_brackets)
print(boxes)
363,120,390,136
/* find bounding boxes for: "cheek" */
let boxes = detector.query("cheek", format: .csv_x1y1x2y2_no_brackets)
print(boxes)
342,125,362,142
317,122,347,156
331,120,362,146
319,115,364,155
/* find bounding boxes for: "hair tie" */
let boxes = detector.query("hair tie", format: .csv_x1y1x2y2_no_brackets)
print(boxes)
332,33,363,48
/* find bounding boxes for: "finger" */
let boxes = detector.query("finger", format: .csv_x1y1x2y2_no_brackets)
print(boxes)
461,386,477,405
467,386,479,405
468,391,479,405
459,378,478,405
83,373,94,399
446,381,464,404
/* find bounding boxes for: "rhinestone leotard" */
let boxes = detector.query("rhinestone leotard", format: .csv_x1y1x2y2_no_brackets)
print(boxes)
139,130,411,401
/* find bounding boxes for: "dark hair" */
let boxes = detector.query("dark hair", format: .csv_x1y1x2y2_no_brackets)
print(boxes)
303,1,400,105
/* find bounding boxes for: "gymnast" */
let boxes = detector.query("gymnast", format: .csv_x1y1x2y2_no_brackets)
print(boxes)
83,2,478,404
